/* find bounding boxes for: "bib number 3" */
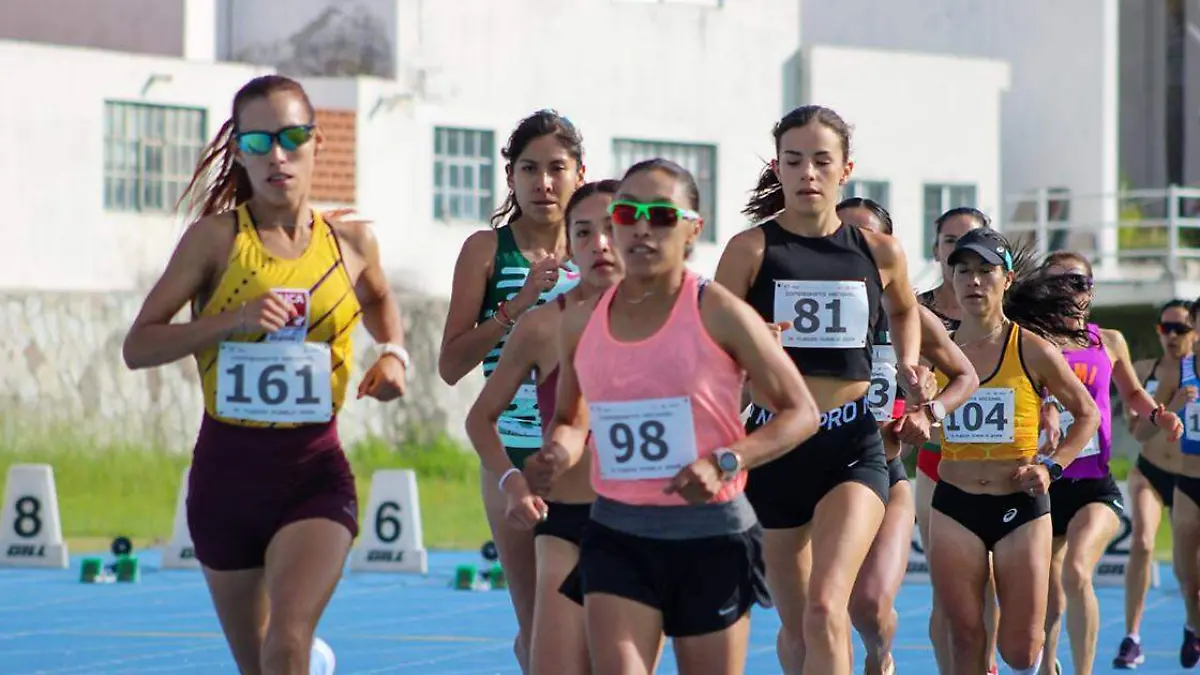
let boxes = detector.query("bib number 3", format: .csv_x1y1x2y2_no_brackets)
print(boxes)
590,396,698,480
943,388,1016,444
216,342,333,423
774,280,870,349
869,345,898,422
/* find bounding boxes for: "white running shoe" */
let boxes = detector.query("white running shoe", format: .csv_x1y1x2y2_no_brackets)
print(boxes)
310,636,336,675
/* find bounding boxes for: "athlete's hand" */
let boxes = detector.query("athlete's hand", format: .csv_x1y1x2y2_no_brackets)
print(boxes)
1038,401,1062,453
510,255,563,317
664,457,724,504
898,364,925,405
891,407,932,446
236,292,297,334
524,441,571,496
766,321,792,347
357,353,406,401
1156,407,1184,442
1169,385,1198,412
1013,462,1051,496
917,366,938,402
501,473,547,530
322,207,373,227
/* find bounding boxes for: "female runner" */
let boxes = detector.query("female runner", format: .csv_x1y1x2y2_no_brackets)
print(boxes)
837,197,979,675
439,110,584,669
716,105,929,675
123,74,408,674
929,227,1099,674
465,179,622,674
1014,252,1182,675
531,158,821,675
1113,298,1193,668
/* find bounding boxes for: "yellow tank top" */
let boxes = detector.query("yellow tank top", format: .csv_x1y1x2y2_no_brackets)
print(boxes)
195,205,362,428
935,322,1040,461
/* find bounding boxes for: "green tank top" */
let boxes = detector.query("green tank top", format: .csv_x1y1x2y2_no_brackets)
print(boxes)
479,226,579,450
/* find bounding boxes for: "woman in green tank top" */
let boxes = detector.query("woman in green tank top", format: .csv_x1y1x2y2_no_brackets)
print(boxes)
438,110,584,673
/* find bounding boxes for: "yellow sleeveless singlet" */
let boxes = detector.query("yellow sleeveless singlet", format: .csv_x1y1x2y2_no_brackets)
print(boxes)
194,204,362,429
935,323,1040,461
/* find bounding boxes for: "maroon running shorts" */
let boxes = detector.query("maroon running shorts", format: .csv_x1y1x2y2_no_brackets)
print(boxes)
186,415,359,571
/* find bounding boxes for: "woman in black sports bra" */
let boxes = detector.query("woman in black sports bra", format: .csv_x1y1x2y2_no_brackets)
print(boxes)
1113,299,1194,668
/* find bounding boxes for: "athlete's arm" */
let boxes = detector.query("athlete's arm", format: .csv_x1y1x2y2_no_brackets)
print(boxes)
1135,356,1190,441
700,282,820,468
337,220,405,349
465,309,545,477
869,232,922,391
1106,329,1182,440
916,306,979,414
712,228,765,300
1125,358,1155,431
123,216,241,369
1023,330,1100,468
438,231,508,385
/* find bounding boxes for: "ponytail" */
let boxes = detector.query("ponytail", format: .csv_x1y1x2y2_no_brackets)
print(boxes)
742,163,784,223
1003,237,1093,347
176,117,253,223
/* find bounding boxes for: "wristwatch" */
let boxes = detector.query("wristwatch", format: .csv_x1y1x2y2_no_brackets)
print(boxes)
923,400,947,425
712,448,743,482
1037,454,1065,481
379,343,411,379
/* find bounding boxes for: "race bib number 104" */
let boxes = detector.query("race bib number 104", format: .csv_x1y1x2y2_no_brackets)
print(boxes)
942,388,1016,444
216,342,333,423
773,280,870,349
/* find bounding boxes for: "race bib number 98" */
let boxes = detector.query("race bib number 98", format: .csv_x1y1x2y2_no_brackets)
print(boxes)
943,388,1016,444
590,397,698,480
774,280,870,349
216,342,333,423
868,345,898,422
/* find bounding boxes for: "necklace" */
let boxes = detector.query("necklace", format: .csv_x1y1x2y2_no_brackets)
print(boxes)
954,319,1008,349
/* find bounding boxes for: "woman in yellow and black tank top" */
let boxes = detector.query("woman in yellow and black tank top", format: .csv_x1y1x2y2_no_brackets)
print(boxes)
122,75,408,675
926,228,1098,674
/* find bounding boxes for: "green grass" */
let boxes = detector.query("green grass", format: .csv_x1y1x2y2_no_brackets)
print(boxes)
0,427,489,552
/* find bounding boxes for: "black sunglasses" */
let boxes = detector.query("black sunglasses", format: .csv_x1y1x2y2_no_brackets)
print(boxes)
1159,321,1193,336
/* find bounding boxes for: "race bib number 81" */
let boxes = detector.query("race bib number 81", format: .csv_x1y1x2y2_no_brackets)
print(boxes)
774,280,870,349
590,397,698,480
943,388,1015,443
216,342,333,423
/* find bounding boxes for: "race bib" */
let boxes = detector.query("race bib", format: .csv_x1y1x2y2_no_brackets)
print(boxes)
1145,380,1159,397
590,396,698,480
774,280,870,349
216,342,333,423
1060,409,1100,458
266,288,310,343
1185,402,1200,442
868,345,898,422
943,388,1015,444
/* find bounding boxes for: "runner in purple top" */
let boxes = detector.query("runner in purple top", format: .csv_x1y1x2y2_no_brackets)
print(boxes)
1009,251,1183,675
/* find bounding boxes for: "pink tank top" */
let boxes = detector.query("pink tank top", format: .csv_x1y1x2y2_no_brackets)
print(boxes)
574,271,747,506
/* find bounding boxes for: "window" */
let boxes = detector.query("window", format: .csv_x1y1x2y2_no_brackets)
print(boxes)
923,183,978,251
104,102,207,212
843,180,890,210
433,127,495,223
612,139,718,243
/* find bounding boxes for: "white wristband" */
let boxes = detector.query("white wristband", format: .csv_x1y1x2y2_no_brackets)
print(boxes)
378,343,411,378
498,467,522,491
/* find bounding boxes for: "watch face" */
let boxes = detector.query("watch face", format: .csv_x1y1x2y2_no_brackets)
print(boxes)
718,452,739,472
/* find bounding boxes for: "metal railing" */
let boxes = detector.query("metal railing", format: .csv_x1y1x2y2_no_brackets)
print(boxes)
1000,186,1200,281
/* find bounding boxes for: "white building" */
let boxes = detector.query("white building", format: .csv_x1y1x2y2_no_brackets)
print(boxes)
0,0,1015,297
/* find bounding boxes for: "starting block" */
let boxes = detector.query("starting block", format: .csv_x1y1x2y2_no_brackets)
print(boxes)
348,469,428,574
0,464,69,568
80,537,140,583
453,541,506,591
161,467,199,570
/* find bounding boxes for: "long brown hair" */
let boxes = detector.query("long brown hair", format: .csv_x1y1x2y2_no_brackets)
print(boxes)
176,75,315,223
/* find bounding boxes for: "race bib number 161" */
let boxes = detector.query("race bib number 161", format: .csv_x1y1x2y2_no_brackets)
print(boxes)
216,342,333,423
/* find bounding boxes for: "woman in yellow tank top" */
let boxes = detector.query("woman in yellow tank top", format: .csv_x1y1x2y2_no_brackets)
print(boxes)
122,75,408,675
929,228,1098,675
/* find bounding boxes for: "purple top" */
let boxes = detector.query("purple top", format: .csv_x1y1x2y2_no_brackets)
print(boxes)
1062,324,1112,479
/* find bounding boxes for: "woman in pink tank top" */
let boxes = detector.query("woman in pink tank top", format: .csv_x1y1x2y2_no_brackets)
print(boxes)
524,159,821,674
1012,251,1181,674
466,180,643,675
